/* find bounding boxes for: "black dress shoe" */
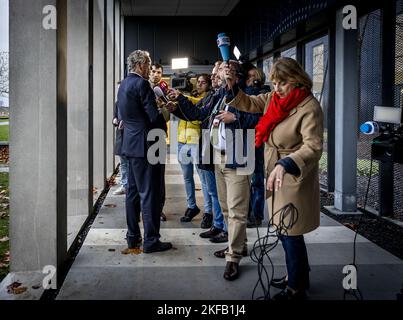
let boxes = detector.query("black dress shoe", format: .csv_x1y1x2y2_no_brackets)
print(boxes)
143,241,173,253
213,247,248,258
209,231,228,243
199,226,222,239
223,262,239,281
270,276,288,290
180,206,200,222
160,212,167,222
200,213,213,229
272,289,307,301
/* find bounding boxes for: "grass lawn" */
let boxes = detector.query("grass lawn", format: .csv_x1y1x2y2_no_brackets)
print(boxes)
0,119,9,123
0,125,9,141
0,172,9,282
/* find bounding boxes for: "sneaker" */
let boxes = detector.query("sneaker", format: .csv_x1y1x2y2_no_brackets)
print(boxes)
209,231,228,243
199,226,222,239
113,186,126,195
180,206,200,222
200,213,213,229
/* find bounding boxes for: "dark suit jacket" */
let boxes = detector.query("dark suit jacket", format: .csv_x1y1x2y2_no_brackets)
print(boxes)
117,73,166,158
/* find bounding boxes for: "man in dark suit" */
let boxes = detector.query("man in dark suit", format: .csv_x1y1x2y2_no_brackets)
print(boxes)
117,50,172,253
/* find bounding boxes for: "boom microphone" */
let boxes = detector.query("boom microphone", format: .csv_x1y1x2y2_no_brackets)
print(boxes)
153,86,169,104
217,33,230,62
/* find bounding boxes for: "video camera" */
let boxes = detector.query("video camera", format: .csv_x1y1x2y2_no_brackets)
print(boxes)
170,71,197,93
360,106,403,164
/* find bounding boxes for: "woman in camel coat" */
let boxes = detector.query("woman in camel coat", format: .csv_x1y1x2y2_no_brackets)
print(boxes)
224,57,323,300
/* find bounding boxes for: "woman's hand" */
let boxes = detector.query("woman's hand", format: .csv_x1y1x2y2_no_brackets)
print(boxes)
214,110,236,124
267,164,286,192
167,89,181,101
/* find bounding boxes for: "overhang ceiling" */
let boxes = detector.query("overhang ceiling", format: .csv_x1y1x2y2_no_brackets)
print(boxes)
121,0,240,16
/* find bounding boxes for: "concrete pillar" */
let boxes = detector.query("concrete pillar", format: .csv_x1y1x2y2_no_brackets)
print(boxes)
105,0,114,178
333,8,359,212
67,0,91,247
121,16,125,78
93,0,106,199
9,0,67,278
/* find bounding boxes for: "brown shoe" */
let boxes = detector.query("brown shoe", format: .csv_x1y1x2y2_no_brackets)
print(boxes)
223,261,239,281
213,247,248,259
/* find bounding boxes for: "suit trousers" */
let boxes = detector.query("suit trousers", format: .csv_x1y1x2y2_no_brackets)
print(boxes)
126,157,162,250
215,158,251,263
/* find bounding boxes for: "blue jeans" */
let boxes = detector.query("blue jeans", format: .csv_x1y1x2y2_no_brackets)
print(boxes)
120,155,129,189
199,169,227,232
249,146,265,220
178,143,210,211
279,235,311,291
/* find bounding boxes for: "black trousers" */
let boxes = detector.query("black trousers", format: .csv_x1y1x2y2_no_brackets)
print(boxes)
160,164,166,213
126,157,162,250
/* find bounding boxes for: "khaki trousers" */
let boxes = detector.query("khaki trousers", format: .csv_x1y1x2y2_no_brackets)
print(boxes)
215,160,251,263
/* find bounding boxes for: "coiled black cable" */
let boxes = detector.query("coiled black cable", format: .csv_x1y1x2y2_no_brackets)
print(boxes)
250,190,299,300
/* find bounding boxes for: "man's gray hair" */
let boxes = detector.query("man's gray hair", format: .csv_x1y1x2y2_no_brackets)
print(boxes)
127,50,151,72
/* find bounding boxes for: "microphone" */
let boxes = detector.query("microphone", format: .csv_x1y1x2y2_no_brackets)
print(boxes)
159,80,169,94
153,86,169,104
217,33,230,62
360,121,380,135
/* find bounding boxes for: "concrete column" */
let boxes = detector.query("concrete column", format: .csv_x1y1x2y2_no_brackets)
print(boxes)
121,16,125,78
105,0,114,178
333,8,359,212
113,0,121,168
9,0,67,277
66,0,90,247
93,0,106,199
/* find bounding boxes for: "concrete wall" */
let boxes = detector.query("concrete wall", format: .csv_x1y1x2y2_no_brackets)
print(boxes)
9,0,121,277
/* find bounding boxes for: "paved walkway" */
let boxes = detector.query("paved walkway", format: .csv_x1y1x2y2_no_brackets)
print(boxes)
57,160,403,300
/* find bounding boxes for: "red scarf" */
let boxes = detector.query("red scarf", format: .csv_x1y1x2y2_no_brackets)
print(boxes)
255,87,311,147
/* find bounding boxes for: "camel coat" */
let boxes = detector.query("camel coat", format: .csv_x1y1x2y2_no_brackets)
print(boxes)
226,90,323,236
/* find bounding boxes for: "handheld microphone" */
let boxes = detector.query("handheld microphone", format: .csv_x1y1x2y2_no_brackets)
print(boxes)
217,33,230,62
153,86,169,104
159,80,169,94
360,121,380,135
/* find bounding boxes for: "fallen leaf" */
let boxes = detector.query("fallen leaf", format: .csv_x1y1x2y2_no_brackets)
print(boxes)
0,236,9,242
198,257,203,261
121,248,142,255
104,203,117,208
12,287,27,295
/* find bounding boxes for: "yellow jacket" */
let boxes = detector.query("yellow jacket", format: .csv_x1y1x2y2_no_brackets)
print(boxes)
177,93,205,144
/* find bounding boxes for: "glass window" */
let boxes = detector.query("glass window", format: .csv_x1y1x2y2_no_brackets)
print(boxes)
262,55,273,84
280,47,296,59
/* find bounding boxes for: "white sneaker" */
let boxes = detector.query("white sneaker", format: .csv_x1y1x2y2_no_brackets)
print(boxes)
113,186,126,195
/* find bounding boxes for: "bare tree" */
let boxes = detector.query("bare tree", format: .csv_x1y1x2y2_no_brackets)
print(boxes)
0,52,9,97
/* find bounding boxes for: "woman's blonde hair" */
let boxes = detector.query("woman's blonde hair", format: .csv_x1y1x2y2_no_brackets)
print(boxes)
249,68,265,84
269,57,312,91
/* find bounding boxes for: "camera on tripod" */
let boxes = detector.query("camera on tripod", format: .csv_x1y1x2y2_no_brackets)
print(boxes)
360,106,403,164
